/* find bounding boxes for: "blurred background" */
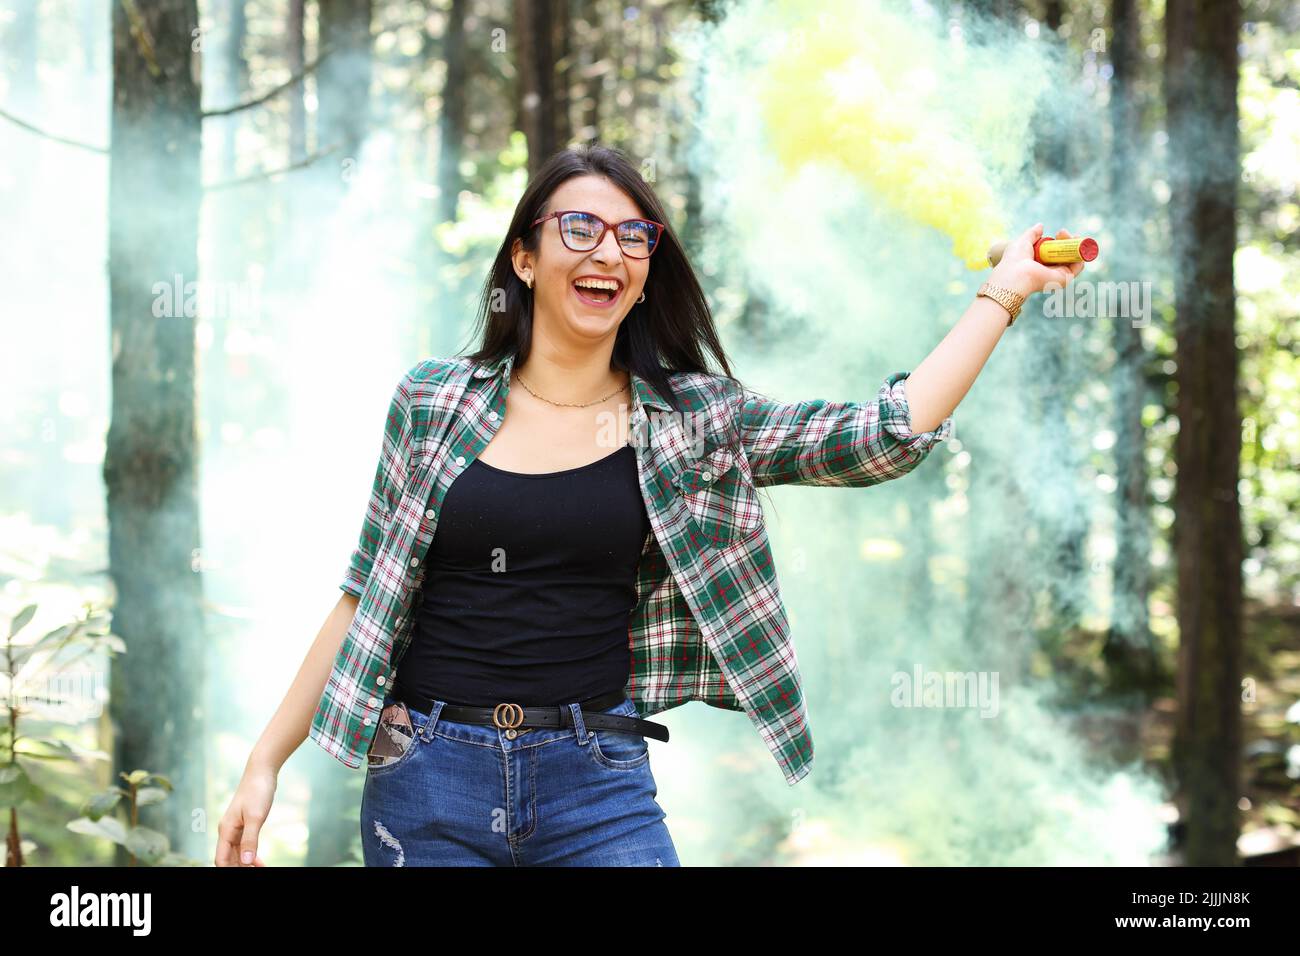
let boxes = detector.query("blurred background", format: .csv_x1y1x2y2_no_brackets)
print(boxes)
1,0,1296,867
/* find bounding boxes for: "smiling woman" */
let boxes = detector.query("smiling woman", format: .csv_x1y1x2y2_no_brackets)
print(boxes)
219,142,1084,870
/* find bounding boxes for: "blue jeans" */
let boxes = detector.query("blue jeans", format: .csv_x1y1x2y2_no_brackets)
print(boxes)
359,692,680,866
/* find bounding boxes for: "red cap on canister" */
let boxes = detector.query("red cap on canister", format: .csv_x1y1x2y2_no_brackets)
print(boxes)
1079,237,1099,261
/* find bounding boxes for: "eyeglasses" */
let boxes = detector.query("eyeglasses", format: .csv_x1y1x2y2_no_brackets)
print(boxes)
531,210,666,259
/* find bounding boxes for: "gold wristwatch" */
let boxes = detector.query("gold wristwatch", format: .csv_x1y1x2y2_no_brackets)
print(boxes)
976,282,1026,326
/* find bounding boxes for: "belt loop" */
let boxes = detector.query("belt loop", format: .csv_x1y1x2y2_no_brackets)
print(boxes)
567,701,591,747
418,699,445,738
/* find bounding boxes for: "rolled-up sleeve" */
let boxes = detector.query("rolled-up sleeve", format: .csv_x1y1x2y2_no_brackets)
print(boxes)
733,370,952,488
340,369,415,598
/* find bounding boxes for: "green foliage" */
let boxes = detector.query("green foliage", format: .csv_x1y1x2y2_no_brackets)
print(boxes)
3,601,206,866
66,769,199,867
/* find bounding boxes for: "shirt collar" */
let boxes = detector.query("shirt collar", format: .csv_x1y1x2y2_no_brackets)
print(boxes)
472,353,672,412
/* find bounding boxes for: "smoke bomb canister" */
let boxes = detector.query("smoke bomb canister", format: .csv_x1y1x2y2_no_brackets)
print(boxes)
985,235,1099,267
1035,236,1098,263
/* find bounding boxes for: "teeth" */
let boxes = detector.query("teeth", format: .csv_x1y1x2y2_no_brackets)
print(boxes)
574,278,620,292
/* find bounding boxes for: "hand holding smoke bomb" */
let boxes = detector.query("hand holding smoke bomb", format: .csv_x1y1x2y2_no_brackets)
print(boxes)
982,223,1093,311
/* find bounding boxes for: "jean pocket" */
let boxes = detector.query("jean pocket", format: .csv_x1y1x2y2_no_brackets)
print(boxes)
366,700,421,776
586,701,650,771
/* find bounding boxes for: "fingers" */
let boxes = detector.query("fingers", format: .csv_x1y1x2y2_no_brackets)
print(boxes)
1004,221,1042,260
1050,227,1087,279
215,818,240,866
215,813,265,867
1059,228,1086,277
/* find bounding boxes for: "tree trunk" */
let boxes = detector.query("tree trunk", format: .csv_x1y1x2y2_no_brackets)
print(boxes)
202,0,254,513
1028,0,1086,636
317,0,373,168
301,0,376,867
1165,0,1244,867
579,2,606,141
1101,0,1160,699
552,0,572,150
1043,0,1063,34
105,0,206,863
437,0,468,230
287,0,306,164
515,0,557,176
211,0,247,179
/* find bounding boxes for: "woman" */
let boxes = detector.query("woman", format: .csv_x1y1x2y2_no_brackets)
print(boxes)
216,143,1085,867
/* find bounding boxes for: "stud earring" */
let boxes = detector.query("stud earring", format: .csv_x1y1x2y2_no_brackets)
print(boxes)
525,274,533,290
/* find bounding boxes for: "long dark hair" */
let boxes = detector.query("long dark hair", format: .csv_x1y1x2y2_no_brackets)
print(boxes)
461,143,744,417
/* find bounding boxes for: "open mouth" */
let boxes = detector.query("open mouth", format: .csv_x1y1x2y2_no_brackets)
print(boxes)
572,279,622,307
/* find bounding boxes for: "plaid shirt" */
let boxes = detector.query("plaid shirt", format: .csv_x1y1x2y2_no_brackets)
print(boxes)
311,352,952,786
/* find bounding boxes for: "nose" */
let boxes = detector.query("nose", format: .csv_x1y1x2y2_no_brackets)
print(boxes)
591,226,622,265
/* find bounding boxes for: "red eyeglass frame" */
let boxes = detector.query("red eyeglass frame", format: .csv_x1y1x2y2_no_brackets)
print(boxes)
530,210,667,259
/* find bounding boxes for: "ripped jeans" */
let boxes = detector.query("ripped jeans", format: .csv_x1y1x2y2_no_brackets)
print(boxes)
359,692,681,866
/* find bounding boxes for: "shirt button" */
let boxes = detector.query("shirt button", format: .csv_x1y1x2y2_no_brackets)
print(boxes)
362,716,373,726
410,557,420,567
702,471,713,481
488,411,499,421
376,675,386,686
425,508,436,519
456,455,466,467
369,697,380,708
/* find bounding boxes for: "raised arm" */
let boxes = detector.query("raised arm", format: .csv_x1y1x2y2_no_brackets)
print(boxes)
904,223,1088,433
732,371,953,488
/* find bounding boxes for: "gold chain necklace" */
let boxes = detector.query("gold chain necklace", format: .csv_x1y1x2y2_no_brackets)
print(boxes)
514,371,629,408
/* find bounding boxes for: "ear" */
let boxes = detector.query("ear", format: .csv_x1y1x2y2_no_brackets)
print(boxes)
510,238,534,281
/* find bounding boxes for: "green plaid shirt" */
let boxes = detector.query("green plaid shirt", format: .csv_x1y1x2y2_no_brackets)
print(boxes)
311,352,952,786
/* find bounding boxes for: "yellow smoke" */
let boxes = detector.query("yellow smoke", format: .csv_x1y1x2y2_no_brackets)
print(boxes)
754,0,1042,269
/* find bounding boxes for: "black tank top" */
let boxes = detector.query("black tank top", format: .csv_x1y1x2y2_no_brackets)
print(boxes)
396,444,650,706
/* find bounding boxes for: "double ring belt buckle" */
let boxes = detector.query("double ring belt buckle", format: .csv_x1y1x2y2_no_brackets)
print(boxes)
493,702,527,739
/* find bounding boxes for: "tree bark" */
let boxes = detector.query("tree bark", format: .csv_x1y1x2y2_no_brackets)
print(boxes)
106,0,206,863
317,0,373,168
437,0,468,230
1165,0,1244,867
515,0,557,176
553,0,572,150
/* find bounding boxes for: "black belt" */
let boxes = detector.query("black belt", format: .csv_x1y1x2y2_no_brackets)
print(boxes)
391,684,670,743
